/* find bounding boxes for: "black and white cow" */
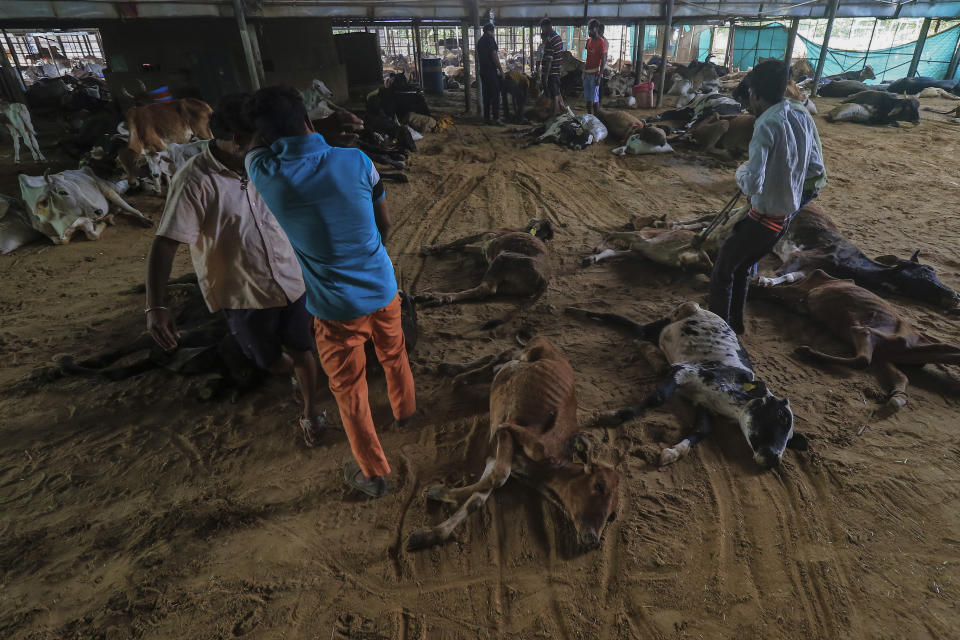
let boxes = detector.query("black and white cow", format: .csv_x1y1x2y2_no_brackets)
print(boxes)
567,302,806,469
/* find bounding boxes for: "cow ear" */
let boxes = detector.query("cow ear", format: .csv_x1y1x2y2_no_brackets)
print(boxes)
741,380,767,398
570,432,597,467
910,250,921,263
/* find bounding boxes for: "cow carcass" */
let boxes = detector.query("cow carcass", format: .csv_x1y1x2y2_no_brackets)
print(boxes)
1,100,45,164
19,167,151,244
406,337,620,551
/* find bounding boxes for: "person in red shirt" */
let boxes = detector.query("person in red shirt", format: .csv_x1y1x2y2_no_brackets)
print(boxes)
583,19,607,115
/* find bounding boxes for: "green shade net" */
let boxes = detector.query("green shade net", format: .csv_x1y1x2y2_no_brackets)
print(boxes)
731,23,960,82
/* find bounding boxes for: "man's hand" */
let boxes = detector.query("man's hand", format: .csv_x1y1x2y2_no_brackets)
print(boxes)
315,110,364,147
147,307,179,351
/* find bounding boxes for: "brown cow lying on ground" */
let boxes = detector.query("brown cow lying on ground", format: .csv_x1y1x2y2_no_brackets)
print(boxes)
686,113,755,156
753,269,960,410
415,218,554,307
406,337,620,551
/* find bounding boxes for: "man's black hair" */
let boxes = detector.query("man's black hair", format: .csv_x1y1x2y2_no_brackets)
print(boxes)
244,86,309,142
749,59,788,105
483,22,495,33
540,17,552,28
209,93,255,140
588,18,600,30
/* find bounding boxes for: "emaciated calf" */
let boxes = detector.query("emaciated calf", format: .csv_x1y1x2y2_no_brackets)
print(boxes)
406,337,620,551
754,269,960,410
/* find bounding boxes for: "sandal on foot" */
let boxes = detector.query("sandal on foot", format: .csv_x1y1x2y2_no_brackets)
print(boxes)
299,411,328,447
343,460,389,498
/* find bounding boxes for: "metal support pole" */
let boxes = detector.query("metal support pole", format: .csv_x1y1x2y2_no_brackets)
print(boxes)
529,23,535,79
3,30,27,92
811,0,840,96
724,20,736,68
656,0,675,108
946,30,960,80
461,22,471,112
232,0,262,91
863,17,878,71
907,17,931,78
707,24,716,61
784,18,799,82
633,20,643,84
473,0,481,115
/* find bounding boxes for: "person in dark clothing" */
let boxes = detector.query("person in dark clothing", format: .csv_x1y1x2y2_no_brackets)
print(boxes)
476,23,504,125
708,60,826,335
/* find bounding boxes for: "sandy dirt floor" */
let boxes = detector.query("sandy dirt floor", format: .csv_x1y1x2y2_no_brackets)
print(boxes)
2,93,960,640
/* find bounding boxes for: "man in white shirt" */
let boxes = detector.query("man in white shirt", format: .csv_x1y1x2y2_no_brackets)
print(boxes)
708,59,826,334
145,94,325,446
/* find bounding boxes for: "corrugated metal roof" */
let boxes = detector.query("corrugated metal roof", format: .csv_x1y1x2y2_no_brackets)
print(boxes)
1,0,958,21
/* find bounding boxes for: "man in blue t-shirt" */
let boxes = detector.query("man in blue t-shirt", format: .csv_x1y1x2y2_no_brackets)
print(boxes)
245,87,416,499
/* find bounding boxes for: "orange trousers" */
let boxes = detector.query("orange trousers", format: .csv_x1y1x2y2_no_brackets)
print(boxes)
313,293,416,478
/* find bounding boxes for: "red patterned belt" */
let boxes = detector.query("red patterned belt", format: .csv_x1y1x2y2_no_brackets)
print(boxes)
747,207,787,233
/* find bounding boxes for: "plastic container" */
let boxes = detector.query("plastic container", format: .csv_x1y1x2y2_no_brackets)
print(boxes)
420,58,445,94
633,82,654,108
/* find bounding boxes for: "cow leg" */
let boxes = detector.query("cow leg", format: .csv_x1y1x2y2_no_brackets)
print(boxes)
407,430,515,551
76,218,107,241
875,361,909,411
8,126,21,163
100,188,152,227
414,280,497,307
894,342,960,365
420,234,490,256
796,326,875,369
24,128,44,161
437,348,520,386
695,120,729,154
595,365,683,426
659,405,713,466
756,271,806,287
565,307,647,336
582,248,634,266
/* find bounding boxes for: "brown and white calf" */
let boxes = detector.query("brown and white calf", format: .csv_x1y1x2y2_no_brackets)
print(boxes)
754,269,960,410
567,303,804,469
415,218,554,307
406,336,620,551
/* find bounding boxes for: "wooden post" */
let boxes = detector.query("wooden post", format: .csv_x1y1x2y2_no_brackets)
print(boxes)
232,0,262,90
724,20,736,68
946,29,960,80
656,0,674,108
907,17,932,78
413,20,423,84
811,0,840,96
461,22,471,112
707,24,716,60
530,23,535,78
521,24,526,74
784,18,799,82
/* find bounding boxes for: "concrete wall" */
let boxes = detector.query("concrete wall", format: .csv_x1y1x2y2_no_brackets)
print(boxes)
255,18,348,102
96,16,348,108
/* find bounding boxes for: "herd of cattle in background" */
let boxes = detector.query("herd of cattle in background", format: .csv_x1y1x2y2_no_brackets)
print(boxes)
2,40,960,551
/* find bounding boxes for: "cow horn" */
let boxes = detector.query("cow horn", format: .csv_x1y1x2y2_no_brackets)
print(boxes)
136,78,147,93
121,85,134,99
910,250,921,263
43,168,52,184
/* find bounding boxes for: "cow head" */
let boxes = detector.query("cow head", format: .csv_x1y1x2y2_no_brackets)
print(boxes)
861,65,876,81
35,170,100,222
542,437,620,549
526,218,555,241
874,251,960,311
889,98,920,124
739,381,796,469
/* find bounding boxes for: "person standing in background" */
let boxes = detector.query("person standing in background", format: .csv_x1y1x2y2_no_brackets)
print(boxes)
583,19,607,115
476,23,504,126
539,18,566,117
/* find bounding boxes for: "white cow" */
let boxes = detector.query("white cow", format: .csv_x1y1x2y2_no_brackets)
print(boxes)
19,167,151,245
300,79,336,120
146,140,208,194
1,100,45,164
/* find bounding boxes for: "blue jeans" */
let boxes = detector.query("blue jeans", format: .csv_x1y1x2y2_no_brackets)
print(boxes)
583,74,600,103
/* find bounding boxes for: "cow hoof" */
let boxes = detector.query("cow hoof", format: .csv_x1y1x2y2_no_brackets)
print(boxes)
425,485,456,504
406,529,440,552
580,256,596,267
886,393,908,411
593,410,624,427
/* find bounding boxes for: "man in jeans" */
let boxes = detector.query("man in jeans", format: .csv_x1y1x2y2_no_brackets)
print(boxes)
145,94,324,445
476,23,504,126
583,19,607,115
709,59,826,334
244,87,416,499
